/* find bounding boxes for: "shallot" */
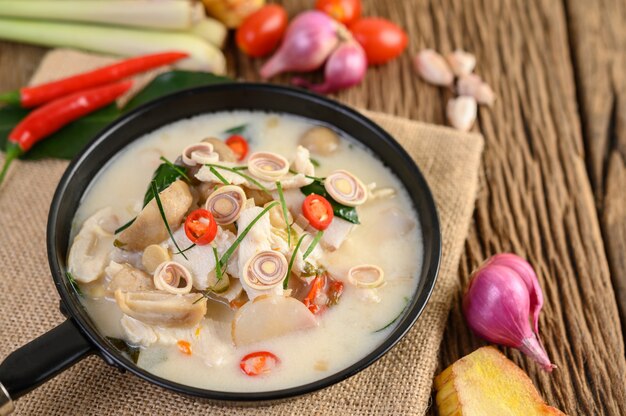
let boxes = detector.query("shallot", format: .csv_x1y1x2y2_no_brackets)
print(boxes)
260,11,339,79
413,49,454,86
457,74,495,106
445,49,476,76
292,40,366,94
446,96,477,132
463,253,556,372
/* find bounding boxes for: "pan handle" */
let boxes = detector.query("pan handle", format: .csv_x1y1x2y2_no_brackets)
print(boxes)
0,318,94,413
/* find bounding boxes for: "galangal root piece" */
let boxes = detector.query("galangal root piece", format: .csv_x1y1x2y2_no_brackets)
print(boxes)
434,347,566,416
117,180,192,251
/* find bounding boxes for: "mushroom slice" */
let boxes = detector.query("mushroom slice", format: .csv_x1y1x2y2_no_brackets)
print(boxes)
114,290,207,327
142,244,171,274
232,295,317,346
242,250,288,291
117,180,193,251
348,265,385,288
205,185,246,225
299,126,340,156
182,142,219,166
202,137,237,162
153,261,193,294
106,262,154,294
324,170,367,207
247,152,289,181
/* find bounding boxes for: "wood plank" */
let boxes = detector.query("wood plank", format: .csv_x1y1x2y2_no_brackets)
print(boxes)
0,41,47,90
563,0,626,340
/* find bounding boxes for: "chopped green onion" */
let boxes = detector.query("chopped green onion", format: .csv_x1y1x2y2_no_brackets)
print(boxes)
174,243,196,255
223,123,248,135
218,202,279,270
160,156,189,181
209,166,229,185
212,245,222,280
276,181,291,248
288,168,325,182
66,271,82,296
114,218,135,234
374,297,410,333
310,158,321,167
283,234,307,289
302,230,323,260
206,164,270,194
151,180,188,260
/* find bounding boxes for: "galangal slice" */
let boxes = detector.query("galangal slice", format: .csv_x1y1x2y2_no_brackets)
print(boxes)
232,295,317,346
434,346,566,416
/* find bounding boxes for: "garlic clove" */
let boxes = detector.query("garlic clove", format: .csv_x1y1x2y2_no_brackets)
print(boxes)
414,49,454,87
445,49,476,76
457,74,496,107
247,151,290,181
446,96,477,132
182,142,219,166
205,185,246,225
324,170,367,207
153,261,193,295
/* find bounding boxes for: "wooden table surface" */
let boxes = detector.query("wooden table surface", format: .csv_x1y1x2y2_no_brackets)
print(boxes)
1,0,625,414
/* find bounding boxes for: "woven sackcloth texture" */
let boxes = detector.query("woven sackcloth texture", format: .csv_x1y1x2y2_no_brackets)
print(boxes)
0,50,484,416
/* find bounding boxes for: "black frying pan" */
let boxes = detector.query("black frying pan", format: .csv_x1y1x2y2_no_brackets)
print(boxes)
0,83,441,413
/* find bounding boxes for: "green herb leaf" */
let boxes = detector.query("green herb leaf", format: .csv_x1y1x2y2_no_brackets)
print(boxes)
300,180,360,224
143,161,186,207
223,123,248,135
107,337,140,364
206,164,270,194
219,202,278,270
209,166,230,185
276,181,291,248
65,271,82,296
310,158,320,167
151,180,187,260
302,230,323,260
284,233,307,289
159,156,189,181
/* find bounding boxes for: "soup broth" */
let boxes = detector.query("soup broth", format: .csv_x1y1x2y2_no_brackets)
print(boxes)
71,111,423,392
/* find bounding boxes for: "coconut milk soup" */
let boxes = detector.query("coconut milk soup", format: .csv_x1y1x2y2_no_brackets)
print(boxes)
70,111,423,392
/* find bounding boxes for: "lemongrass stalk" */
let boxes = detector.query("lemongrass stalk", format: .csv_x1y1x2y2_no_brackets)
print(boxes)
0,0,204,30
0,18,226,73
191,17,227,49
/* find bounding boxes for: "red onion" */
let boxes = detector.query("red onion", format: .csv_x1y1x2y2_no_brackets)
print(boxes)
463,253,556,372
260,11,339,79
292,41,366,94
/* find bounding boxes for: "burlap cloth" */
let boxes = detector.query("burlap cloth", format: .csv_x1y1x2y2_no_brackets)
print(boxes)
0,50,484,415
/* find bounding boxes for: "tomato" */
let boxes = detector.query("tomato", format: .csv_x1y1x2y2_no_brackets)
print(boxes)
225,134,249,161
236,5,288,58
349,18,408,65
184,209,218,245
302,194,334,230
240,351,280,376
315,0,361,26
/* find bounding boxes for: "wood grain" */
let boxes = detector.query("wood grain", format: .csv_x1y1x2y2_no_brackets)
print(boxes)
0,0,625,414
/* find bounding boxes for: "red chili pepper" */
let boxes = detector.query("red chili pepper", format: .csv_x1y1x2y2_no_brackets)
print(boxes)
302,194,334,230
184,209,218,245
0,80,133,186
303,274,328,314
0,52,187,108
225,135,249,161
240,351,280,376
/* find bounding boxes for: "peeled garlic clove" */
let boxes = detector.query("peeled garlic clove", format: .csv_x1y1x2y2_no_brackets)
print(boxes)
457,74,496,107
414,49,454,86
445,50,476,76
447,96,477,132
153,261,193,294
476,83,496,107
242,250,288,290
205,185,246,225
324,170,367,207
299,126,340,156
142,244,171,274
348,265,385,288
182,142,219,166
247,151,289,181
114,290,207,327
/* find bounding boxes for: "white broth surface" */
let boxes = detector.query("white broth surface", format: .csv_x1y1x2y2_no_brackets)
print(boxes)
72,111,423,392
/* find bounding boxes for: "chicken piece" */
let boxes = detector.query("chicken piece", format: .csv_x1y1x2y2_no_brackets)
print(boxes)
114,290,207,327
68,208,118,283
292,145,315,176
105,262,154,295
121,315,231,367
117,180,193,251
236,206,284,300
320,217,354,251
169,226,236,290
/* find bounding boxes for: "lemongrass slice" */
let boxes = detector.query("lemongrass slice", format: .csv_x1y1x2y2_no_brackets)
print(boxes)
242,250,288,291
324,170,367,206
247,152,289,181
205,185,246,225
348,265,384,288
182,142,218,166
153,261,193,294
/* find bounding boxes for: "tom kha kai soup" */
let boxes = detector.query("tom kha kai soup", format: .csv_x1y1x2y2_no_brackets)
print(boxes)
69,111,423,392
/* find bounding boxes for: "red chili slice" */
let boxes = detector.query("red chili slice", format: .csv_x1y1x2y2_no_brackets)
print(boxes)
225,135,249,161
302,194,334,230
184,209,218,245
240,351,280,376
